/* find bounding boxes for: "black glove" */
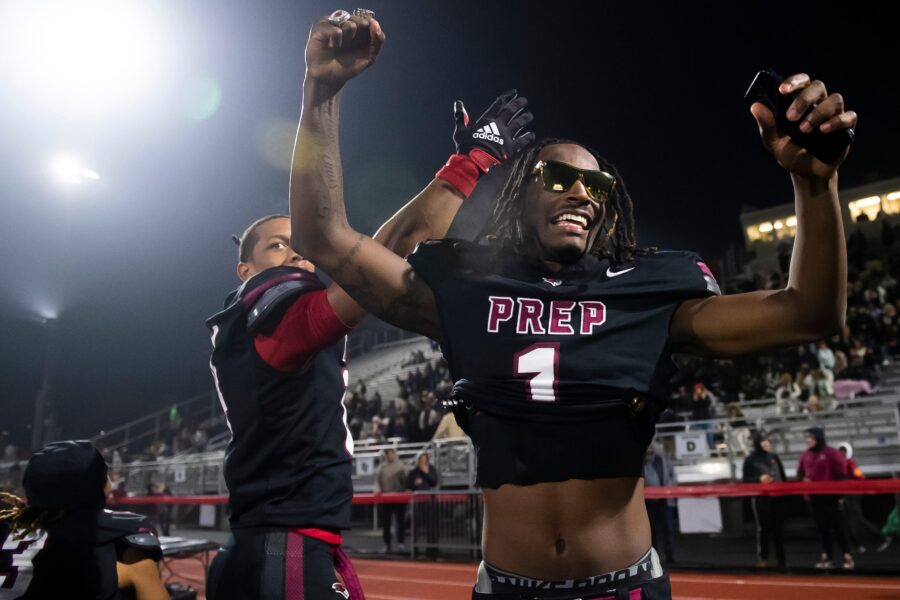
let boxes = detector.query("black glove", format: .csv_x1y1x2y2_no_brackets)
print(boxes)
452,89,535,172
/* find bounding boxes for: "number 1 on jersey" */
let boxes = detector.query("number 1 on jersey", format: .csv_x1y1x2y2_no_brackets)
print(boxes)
513,343,559,402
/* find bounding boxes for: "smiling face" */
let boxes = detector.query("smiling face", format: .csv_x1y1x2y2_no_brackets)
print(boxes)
519,144,607,270
237,216,314,281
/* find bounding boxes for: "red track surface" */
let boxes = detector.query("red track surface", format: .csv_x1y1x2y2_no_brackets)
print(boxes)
166,554,900,599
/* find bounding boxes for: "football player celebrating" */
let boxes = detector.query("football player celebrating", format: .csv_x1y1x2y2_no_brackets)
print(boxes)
205,10,533,600
291,12,854,599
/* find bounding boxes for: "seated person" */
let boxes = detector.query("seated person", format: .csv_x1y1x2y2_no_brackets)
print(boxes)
0,440,167,600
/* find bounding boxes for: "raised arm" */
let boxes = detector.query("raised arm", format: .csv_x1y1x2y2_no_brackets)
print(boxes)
669,73,856,357
291,13,533,336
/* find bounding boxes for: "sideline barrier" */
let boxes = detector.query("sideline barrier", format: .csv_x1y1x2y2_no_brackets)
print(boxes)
116,480,900,567
115,479,900,506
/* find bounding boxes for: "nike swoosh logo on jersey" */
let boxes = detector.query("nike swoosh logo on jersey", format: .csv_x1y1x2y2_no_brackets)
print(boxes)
606,266,636,278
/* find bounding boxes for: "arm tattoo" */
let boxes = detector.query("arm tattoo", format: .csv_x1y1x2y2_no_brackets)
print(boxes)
332,233,365,276
342,267,442,341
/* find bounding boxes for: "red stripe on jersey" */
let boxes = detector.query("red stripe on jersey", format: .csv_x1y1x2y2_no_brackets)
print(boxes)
254,289,351,372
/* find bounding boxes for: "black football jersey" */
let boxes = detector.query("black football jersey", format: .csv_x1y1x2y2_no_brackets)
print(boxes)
206,267,352,530
4,509,160,600
407,239,719,487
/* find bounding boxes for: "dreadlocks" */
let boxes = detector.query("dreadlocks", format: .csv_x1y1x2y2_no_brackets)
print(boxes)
0,492,62,537
479,138,653,267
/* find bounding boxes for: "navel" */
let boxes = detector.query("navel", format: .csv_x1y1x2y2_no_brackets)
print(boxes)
555,538,566,555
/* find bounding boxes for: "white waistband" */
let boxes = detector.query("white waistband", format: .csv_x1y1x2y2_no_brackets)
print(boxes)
475,547,664,593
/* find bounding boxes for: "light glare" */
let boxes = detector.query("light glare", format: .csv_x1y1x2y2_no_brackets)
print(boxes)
49,155,99,186
0,0,170,119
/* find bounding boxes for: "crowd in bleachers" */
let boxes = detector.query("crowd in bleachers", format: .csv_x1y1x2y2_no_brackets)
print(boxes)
95,410,229,466
346,348,456,443
667,241,898,423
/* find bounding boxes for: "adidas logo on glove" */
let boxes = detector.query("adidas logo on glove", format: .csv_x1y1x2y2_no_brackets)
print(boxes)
472,122,504,145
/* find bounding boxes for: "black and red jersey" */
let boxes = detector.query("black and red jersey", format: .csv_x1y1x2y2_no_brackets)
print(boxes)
407,240,719,488
207,266,353,531
2,509,160,600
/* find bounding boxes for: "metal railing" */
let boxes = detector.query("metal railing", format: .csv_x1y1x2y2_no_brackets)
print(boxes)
92,384,900,498
407,490,482,559
90,392,220,457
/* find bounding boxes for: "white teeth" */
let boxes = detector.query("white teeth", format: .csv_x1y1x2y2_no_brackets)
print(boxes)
555,213,588,228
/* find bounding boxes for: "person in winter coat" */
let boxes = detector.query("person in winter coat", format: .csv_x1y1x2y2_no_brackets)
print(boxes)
837,442,888,553
797,427,854,569
741,431,787,568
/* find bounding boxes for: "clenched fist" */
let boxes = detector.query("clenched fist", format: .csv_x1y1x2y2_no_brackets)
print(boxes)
305,11,385,94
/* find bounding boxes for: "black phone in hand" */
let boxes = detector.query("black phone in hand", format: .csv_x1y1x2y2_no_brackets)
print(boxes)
744,69,854,164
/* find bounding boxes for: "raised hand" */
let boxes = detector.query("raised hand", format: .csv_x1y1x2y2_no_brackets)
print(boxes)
305,10,385,94
452,89,535,172
750,73,857,180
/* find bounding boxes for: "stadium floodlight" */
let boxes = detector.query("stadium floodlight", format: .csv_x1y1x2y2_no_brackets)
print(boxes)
0,0,171,119
49,155,99,186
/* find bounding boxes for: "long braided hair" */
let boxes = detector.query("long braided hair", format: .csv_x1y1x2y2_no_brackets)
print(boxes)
478,138,653,267
0,492,62,537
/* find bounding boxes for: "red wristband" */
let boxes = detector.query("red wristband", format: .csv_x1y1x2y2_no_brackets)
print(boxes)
436,154,481,198
467,148,502,172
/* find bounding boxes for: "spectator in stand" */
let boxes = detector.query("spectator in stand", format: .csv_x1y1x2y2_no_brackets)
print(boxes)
374,448,408,553
796,363,818,399
407,452,440,555
387,413,410,441
796,427,854,569
837,442,887,553
669,385,690,413
109,470,128,502
432,406,466,439
146,481,173,536
146,440,164,461
724,404,751,455
368,416,386,444
742,431,787,569
191,428,208,452
774,372,803,415
805,393,828,414
642,442,676,564
418,391,442,440
812,368,832,399
817,340,836,378
396,375,409,399
691,382,715,448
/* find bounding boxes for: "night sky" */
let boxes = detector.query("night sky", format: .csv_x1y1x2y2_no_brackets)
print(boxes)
1,1,897,444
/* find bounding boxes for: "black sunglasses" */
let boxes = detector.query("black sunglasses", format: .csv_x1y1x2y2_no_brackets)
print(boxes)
532,160,616,202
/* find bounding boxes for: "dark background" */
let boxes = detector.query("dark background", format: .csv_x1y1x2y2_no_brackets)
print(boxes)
1,1,897,444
